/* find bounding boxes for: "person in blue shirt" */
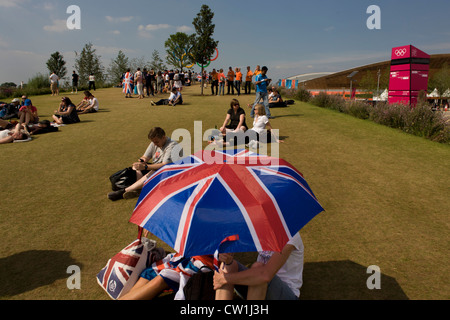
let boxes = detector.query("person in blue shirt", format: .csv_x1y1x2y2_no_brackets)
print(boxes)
250,66,272,118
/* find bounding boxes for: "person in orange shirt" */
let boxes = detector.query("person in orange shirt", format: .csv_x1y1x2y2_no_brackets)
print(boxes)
254,65,261,76
234,68,242,96
218,68,226,96
245,66,254,95
210,69,219,95
227,67,235,95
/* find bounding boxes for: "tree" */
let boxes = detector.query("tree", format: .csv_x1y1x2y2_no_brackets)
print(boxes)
429,62,450,103
191,4,219,95
164,32,195,71
149,50,167,72
74,43,105,87
46,51,67,80
107,50,129,85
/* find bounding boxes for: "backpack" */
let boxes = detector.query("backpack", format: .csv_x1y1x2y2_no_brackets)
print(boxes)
183,267,215,300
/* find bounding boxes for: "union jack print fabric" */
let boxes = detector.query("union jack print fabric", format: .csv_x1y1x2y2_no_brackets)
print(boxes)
141,253,214,292
129,149,324,257
122,72,133,94
96,236,152,300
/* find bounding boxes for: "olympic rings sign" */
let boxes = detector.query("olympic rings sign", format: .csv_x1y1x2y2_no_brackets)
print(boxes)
394,48,407,57
181,52,195,69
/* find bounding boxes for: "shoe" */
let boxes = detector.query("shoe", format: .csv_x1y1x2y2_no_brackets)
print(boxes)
150,101,156,106
123,190,140,199
108,189,125,201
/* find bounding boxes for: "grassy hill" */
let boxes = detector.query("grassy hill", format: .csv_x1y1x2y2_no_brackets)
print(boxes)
1,84,448,300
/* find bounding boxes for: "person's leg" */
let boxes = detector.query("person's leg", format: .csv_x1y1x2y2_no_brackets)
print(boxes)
262,93,271,117
119,275,169,300
250,92,262,117
264,275,298,300
52,115,62,124
215,261,239,300
246,262,268,300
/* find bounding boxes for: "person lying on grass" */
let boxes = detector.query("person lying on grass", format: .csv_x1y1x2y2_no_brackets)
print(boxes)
107,127,180,201
0,119,31,144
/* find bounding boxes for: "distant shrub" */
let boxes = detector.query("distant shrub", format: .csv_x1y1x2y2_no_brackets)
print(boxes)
345,100,371,119
294,87,312,102
369,102,409,129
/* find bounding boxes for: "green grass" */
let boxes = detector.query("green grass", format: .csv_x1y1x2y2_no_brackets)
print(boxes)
1,85,449,300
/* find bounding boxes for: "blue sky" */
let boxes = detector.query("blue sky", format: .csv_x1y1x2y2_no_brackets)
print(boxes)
1,0,450,85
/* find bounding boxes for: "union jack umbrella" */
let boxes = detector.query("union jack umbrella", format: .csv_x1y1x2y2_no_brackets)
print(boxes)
129,149,324,258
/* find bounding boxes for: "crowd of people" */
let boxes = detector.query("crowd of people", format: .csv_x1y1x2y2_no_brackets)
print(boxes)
3,63,301,301
0,89,101,143
106,65,301,302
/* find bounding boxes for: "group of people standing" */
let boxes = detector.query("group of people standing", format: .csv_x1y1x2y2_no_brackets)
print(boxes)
207,65,262,96
122,68,193,99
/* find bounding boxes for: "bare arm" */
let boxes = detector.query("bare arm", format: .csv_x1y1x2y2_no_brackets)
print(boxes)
214,244,295,289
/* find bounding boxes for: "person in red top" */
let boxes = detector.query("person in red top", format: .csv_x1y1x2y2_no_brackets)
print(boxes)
227,67,235,95
18,99,39,126
234,67,243,96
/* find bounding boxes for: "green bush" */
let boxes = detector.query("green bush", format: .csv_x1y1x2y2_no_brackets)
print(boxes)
345,100,371,119
294,87,312,102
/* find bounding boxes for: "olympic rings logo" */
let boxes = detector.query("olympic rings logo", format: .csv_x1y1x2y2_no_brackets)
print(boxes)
394,48,407,57
174,47,219,69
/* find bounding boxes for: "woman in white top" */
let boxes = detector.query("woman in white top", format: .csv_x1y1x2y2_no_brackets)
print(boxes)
245,104,283,148
78,92,99,114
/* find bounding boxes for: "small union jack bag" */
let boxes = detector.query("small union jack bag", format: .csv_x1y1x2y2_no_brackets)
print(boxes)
96,228,163,299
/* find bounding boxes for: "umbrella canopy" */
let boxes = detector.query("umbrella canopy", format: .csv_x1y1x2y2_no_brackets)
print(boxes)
129,149,324,257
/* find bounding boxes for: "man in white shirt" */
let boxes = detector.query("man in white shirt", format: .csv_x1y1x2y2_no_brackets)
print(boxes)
49,72,59,96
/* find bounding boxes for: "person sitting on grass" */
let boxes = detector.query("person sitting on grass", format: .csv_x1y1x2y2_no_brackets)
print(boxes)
245,104,284,149
18,99,39,127
268,88,286,108
107,127,181,201
150,88,183,106
52,97,80,125
219,99,248,135
0,119,31,144
76,91,91,112
214,232,304,300
119,251,216,300
77,92,99,114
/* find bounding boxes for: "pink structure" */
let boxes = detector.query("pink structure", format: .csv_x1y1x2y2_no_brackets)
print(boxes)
388,45,430,106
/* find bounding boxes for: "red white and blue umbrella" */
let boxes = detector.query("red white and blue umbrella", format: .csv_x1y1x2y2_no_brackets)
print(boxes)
129,149,324,258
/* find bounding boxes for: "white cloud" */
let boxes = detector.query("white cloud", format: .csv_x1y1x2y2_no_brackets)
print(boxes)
111,30,121,35
138,24,171,38
43,19,67,33
106,16,134,23
324,26,335,32
176,25,193,33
